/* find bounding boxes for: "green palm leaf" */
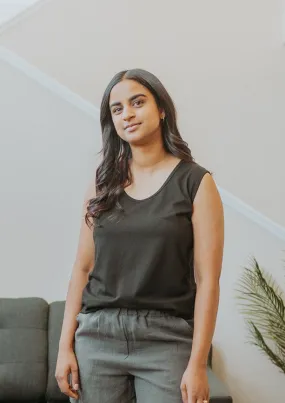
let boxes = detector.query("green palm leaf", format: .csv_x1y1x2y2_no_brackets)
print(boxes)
248,321,285,373
236,256,285,374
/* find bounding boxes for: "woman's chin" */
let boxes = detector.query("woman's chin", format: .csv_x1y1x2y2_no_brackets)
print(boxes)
125,131,146,145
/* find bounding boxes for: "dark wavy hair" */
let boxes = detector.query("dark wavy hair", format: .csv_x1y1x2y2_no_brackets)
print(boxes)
85,68,194,227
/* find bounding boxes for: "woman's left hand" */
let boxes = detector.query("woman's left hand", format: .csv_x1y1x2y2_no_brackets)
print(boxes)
180,364,209,403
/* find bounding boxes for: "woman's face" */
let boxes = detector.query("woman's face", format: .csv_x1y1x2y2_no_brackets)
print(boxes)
109,79,164,145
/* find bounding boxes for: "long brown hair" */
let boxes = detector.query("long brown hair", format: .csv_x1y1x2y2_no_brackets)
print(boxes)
85,69,194,227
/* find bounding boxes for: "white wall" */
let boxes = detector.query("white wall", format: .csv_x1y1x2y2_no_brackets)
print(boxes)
0,59,284,402
214,203,285,402
0,58,101,302
0,0,284,227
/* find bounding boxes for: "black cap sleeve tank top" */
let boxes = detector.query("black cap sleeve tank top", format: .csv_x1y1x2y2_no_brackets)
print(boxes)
81,160,210,320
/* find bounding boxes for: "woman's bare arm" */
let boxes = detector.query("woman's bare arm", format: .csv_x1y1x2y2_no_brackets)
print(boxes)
180,173,224,402
58,179,96,352
189,173,224,368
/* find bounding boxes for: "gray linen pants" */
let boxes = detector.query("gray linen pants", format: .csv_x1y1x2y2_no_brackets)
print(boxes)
71,308,193,403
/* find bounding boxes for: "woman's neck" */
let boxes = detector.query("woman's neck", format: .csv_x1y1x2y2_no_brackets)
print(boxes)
129,148,170,173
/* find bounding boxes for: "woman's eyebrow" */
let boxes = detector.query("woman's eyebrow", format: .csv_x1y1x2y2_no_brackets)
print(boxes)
110,93,147,109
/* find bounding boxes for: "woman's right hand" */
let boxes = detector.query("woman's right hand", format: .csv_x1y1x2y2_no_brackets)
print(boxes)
55,348,80,399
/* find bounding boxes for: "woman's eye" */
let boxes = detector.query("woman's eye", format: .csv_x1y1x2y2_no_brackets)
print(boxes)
133,99,143,107
113,107,122,114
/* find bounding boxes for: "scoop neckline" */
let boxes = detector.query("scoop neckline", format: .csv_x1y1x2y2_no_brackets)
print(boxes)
123,159,185,202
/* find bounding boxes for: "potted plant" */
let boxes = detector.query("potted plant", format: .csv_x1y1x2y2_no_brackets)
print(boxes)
236,256,285,374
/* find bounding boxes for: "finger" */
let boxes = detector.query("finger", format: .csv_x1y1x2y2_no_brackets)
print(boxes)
57,378,78,399
198,398,209,403
180,384,188,403
201,392,210,403
71,367,80,391
61,385,79,399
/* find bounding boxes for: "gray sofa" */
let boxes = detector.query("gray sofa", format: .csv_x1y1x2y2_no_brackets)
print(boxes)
0,297,233,402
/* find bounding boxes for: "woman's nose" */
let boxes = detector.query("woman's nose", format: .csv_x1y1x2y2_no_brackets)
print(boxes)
122,106,135,121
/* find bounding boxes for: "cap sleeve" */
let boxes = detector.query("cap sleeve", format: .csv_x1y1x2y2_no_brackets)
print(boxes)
187,162,211,203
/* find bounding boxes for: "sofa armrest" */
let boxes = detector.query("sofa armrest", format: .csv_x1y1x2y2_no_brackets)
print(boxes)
46,300,68,401
208,367,232,403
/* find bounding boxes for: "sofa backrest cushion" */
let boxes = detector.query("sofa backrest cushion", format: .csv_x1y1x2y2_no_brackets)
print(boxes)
0,297,48,401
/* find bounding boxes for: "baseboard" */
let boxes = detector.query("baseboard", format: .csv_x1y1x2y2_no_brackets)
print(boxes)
218,186,285,241
0,45,99,119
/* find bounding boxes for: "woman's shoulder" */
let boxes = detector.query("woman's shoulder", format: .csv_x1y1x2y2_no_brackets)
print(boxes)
181,159,211,177
180,159,212,202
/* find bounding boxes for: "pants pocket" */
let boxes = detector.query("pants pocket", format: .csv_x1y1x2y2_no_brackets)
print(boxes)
177,317,194,336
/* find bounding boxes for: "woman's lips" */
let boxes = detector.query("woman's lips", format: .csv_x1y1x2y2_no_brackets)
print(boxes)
125,123,141,133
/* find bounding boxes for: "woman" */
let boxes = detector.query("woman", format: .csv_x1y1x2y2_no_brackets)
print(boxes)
55,69,224,403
